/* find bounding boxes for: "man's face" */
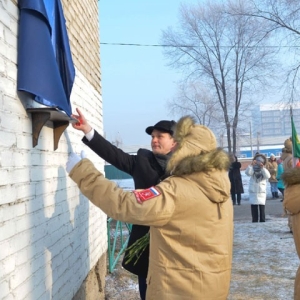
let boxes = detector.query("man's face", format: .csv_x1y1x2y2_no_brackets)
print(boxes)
151,129,176,155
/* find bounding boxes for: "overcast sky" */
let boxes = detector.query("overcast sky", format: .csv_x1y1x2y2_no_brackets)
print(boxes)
99,1,198,147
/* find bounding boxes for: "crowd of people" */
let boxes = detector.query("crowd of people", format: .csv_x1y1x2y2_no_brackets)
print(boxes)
227,137,300,299
65,109,300,299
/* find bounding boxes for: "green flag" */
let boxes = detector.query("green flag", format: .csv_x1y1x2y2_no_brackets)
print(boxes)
291,115,300,158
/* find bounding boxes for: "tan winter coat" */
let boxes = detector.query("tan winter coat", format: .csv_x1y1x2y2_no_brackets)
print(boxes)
281,150,294,232
69,117,233,300
282,151,293,171
282,167,300,300
266,160,278,182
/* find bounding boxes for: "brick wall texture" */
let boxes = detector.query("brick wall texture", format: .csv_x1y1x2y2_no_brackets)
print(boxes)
0,1,107,299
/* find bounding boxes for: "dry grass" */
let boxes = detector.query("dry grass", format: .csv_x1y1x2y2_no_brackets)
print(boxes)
105,257,139,300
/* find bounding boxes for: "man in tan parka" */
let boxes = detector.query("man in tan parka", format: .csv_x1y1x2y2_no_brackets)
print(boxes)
281,138,294,233
282,167,300,300
66,116,233,300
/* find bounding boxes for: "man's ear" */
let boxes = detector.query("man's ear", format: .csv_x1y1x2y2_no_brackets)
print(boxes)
171,140,177,152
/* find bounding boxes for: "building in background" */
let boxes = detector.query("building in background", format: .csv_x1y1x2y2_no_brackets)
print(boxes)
235,103,300,158
254,103,300,138
214,103,300,158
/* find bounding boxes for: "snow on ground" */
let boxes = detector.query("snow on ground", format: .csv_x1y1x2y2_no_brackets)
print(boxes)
229,217,297,299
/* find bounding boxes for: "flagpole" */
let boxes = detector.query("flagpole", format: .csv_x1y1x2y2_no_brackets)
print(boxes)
290,105,299,167
290,106,295,167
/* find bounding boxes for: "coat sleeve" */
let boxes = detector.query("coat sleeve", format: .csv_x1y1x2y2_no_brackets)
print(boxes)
261,167,271,179
245,165,253,176
276,165,283,179
82,130,136,175
284,185,300,215
69,159,175,226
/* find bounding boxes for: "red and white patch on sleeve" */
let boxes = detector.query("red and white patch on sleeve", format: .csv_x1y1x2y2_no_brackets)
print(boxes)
133,187,161,204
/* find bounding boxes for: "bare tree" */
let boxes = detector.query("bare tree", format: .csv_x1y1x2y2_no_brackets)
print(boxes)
228,0,300,101
167,80,225,138
229,0,300,36
161,1,277,153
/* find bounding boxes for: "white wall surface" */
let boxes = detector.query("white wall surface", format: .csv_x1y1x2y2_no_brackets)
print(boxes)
0,1,107,299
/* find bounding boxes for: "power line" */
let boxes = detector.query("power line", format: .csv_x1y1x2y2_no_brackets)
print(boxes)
100,42,174,47
100,42,298,48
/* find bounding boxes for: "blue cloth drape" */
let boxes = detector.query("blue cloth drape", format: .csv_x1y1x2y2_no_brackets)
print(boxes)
17,0,75,116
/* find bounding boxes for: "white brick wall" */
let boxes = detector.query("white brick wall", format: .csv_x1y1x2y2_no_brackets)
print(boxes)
0,1,106,299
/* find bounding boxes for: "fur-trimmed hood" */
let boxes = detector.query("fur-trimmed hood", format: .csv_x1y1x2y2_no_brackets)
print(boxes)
167,116,230,176
282,167,300,186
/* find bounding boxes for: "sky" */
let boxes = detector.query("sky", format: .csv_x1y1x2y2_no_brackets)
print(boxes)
99,1,198,147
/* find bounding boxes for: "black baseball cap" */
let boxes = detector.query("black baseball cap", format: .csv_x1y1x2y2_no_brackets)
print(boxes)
145,120,176,136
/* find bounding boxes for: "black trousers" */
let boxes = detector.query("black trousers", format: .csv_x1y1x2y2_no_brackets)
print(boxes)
231,192,241,205
278,187,285,197
251,204,265,222
138,275,147,300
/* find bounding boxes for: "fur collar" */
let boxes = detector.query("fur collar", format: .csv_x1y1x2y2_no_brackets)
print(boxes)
282,167,300,186
168,147,230,176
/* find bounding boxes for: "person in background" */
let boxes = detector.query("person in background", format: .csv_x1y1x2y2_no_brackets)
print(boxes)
66,116,234,300
71,108,176,300
228,154,244,205
282,166,300,299
266,153,279,199
276,158,285,202
281,139,293,171
245,153,271,222
281,138,294,233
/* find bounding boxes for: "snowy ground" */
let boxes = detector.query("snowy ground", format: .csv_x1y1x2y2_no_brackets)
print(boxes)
106,172,299,299
229,217,297,299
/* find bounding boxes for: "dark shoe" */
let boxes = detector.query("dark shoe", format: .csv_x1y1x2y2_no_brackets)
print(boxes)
280,199,283,202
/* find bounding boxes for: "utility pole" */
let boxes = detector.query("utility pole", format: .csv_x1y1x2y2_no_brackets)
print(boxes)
219,133,224,148
249,121,253,158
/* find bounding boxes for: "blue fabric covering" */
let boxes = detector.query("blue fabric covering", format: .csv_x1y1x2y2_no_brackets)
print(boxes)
17,0,75,116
